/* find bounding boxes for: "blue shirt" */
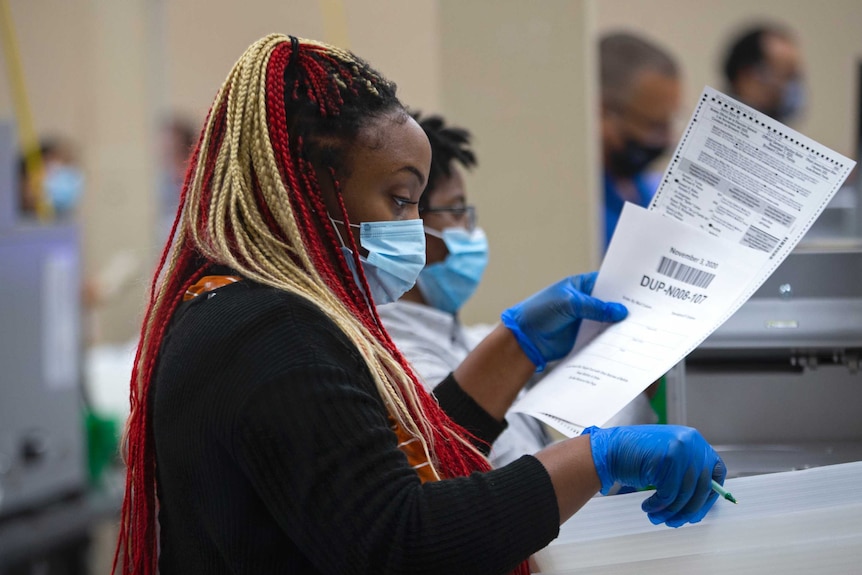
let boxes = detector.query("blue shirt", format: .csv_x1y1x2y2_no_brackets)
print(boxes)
603,171,661,248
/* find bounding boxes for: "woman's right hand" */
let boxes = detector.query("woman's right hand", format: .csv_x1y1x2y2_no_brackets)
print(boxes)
583,425,726,527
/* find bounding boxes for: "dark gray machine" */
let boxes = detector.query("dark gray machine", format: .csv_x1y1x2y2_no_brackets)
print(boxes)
667,247,862,477
0,122,88,519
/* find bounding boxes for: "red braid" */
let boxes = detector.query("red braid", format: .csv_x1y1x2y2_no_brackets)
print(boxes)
114,247,208,574
266,46,369,314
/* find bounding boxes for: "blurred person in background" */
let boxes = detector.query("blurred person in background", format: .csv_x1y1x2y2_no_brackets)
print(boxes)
600,32,681,249
722,24,805,124
17,136,84,221
16,137,107,315
599,33,681,425
158,115,197,241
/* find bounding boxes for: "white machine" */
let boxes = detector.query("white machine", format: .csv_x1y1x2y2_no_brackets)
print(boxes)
665,246,862,476
0,122,88,520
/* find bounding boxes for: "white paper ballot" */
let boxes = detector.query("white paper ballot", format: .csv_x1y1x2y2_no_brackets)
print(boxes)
511,204,769,435
650,87,855,301
511,87,855,437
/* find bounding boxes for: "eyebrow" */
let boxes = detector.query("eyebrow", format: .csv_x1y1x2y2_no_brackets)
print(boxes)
397,165,426,187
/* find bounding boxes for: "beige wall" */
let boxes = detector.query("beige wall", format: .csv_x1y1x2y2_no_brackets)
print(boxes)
0,1,93,142
596,0,862,158
164,0,441,126
439,0,600,324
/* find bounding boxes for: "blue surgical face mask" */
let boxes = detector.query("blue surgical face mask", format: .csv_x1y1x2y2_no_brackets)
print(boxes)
417,226,489,314
331,217,426,305
44,164,84,215
776,79,805,123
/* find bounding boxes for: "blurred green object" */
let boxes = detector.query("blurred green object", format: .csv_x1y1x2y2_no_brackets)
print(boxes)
85,409,120,486
650,376,667,425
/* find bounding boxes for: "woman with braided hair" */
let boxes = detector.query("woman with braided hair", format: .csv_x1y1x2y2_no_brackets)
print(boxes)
114,35,726,575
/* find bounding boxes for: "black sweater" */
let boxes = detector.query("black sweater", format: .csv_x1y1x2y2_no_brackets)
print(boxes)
151,280,559,574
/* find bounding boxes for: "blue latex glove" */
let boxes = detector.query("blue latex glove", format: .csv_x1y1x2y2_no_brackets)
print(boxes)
500,272,627,371
583,425,727,528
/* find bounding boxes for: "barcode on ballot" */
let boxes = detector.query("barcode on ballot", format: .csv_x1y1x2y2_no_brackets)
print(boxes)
657,256,715,288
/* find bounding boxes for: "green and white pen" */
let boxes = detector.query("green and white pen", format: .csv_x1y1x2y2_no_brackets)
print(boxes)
711,479,737,504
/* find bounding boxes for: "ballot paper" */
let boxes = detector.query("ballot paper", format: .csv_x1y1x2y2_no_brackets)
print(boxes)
649,86,855,294
511,87,855,436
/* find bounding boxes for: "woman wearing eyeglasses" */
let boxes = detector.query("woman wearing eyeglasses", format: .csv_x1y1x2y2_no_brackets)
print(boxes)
378,113,553,468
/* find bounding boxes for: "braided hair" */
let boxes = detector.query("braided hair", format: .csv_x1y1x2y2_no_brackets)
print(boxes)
113,34,495,574
411,111,477,212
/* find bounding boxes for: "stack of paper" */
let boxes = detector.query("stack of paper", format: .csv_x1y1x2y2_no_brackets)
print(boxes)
513,87,856,436
533,461,862,574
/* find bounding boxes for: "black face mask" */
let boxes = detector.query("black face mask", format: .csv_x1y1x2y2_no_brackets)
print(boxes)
608,138,666,178
763,79,806,124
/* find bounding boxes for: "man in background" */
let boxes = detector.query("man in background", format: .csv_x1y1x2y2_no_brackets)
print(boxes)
598,33,677,424
722,24,805,124
600,32,681,248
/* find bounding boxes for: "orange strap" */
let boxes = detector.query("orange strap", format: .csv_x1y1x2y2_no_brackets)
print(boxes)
388,416,437,483
183,275,241,301
182,275,436,483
